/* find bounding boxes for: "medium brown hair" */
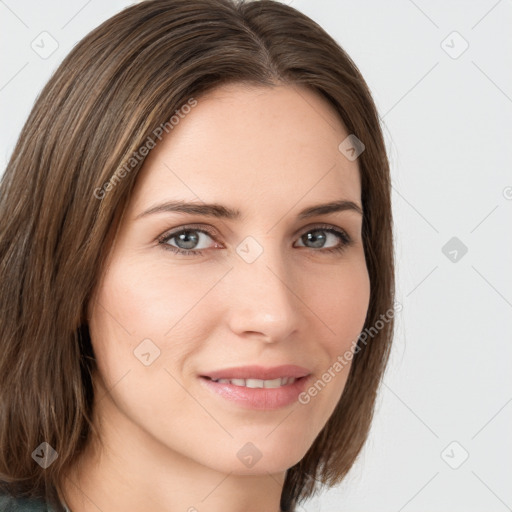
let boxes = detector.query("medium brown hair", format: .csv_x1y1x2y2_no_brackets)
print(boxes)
0,1,395,510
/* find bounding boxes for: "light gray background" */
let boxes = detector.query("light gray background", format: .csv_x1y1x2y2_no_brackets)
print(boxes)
1,1,511,511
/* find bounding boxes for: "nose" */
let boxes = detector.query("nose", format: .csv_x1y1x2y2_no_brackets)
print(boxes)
224,241,303,344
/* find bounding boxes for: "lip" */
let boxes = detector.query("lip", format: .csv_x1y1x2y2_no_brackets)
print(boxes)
199,365,312,410
200,365,311,380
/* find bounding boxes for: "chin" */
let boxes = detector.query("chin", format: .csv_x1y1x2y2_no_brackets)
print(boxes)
199,435,311,476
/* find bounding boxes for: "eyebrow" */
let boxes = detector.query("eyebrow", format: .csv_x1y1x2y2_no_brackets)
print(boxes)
135,199,363,221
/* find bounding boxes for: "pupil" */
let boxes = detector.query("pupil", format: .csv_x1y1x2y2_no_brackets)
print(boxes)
177,231,198,250
304,230,326,248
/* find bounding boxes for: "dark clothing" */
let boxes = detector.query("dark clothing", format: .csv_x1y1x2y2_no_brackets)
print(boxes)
0,494,66,511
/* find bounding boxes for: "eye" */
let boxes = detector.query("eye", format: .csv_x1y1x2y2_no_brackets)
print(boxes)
157,223,353,256
158,225,219,256
294,224,353,254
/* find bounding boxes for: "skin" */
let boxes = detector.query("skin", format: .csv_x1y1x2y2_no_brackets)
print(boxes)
62,83,370,512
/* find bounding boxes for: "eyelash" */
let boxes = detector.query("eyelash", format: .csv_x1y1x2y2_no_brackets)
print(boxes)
157,223,353,257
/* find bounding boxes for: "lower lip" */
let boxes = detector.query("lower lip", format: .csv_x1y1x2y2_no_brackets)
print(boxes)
199,376,311,410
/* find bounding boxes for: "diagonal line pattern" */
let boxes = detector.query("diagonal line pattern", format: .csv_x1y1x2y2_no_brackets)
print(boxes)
384,382,439,438
398,472,440,511
265,470,287,491
0,62,29,92
472,61,512,105
407,0,439,28
382,62,439,119
265,407,297,438
471,0,503,30
96,369,132,405
61,0,93,29
63,474,105,512
164,267,234,336
289,83,338,132
392,185,439,233
200,471,234,502
163,368,234,438
471,397,512,439
472,265,512,308
92,298,133,336
469,204,499,233
406,266,438,297
472,471,512,511
0,0,29,28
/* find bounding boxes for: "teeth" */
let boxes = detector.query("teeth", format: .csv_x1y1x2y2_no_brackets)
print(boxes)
263,378,282,388
212,377,297,388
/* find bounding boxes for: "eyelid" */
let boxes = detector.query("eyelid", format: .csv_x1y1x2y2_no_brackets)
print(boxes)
156,223,221,246
292,222,349,239
157,221,349,236
156,222,352,248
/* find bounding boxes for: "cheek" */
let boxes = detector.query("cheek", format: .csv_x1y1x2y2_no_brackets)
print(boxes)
310,257,371,352
300,258,369,409
86,264,202,434
87,256,228,401
91,256,225,343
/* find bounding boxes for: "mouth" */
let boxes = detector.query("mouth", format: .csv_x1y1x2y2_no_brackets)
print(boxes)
200,364,311,381
198,365,312,410
202,376,301,388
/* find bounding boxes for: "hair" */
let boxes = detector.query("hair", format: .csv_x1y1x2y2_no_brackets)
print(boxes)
0,0,395,510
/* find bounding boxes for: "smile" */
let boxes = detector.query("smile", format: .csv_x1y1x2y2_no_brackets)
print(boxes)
207,377,297,388
199,376,309,410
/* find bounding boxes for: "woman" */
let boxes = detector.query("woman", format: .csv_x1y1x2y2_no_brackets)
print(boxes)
0,0,395,510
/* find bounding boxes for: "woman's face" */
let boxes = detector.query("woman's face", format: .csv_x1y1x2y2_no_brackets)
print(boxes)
88,83,370,475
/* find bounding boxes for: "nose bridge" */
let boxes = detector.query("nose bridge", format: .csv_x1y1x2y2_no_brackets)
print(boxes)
226,235,301,341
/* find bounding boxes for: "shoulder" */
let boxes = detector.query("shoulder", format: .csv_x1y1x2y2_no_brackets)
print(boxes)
0,493,54,511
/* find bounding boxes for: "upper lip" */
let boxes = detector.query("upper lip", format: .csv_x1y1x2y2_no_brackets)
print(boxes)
201,365,311,380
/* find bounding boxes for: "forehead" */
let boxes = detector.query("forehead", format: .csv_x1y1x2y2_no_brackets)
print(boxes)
129,83,361,218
